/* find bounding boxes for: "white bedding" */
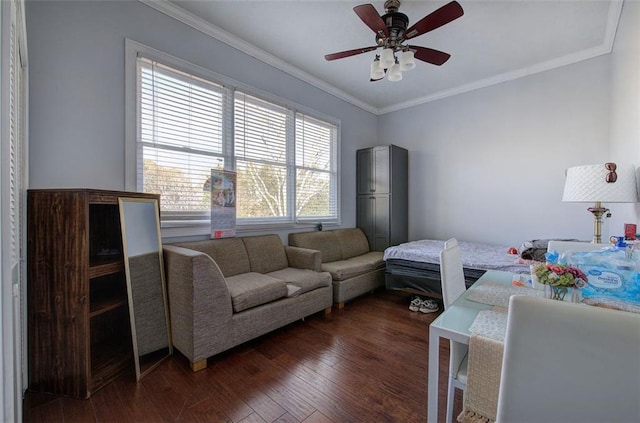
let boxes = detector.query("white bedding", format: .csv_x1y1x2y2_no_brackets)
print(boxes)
383,239,531,274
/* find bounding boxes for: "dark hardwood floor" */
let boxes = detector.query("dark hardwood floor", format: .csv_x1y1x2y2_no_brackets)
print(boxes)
24,290,461,422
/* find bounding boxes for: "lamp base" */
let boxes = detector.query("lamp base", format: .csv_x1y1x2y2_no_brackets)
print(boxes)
587,202,609,244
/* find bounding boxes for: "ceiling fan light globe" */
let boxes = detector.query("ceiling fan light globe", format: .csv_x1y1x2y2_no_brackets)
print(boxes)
388,63,403,82
399,50,416,71
370,59,385,80
380,48,396,68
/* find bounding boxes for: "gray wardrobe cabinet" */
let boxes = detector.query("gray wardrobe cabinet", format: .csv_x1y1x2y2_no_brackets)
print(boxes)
356,145,408,251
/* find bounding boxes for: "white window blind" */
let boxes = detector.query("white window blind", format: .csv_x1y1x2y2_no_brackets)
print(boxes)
234,92,292,222
133,48,339,229
137,57,230,220
295,113,338,221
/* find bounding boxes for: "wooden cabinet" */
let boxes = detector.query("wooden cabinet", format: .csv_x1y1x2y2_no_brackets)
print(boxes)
356,145,408,251
27,189,159,399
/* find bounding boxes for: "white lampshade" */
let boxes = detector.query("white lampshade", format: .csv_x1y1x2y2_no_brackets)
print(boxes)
369,57,385,80
399,50,416,71
380,48,395,69
562,163,639,203
387,62,402,82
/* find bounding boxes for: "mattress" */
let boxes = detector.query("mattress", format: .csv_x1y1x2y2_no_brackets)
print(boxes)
383,239,532,297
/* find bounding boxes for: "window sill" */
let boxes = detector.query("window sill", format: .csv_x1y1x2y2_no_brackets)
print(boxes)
160,221,340,242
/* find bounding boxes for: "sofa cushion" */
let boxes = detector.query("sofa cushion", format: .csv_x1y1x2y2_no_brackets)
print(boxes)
322,260,372,281
225,272,288,312
267,268,332,297
347,251,385,270
242,234,289,274
174,238,250,277
335,228,371,260
288,231,342,263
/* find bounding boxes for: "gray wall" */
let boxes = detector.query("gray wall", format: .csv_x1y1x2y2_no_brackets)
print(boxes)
608,0,640,232
25,0,378,235
375,3,640,247
378,56,612,246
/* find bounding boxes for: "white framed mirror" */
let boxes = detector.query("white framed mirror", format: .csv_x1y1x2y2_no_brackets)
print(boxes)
118,197,172,380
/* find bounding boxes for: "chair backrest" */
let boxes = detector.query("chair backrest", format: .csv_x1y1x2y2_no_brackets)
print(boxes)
547,240,608,253
496,296,640,423
439,238,466,309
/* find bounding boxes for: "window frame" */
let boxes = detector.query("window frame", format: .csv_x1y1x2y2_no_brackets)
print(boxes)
125,39,341,237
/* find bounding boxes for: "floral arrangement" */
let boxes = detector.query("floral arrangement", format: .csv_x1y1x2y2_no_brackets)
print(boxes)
531,262,588,300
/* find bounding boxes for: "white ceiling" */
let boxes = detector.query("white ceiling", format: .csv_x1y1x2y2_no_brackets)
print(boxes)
148,0,622,115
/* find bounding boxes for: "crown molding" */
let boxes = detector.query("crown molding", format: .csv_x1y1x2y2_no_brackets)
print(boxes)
140,0,623,116
138,0,377,114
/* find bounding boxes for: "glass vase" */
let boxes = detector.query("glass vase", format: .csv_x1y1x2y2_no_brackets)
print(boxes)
545,285,568,301
544,285,581,302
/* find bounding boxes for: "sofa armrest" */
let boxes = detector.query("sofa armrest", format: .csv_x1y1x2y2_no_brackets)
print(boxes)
163,245,233,362
284,245,322,271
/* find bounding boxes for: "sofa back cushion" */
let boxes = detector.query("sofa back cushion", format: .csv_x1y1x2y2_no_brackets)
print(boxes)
242,234,289,274
335,228,371,259
173,238,250,277
288,231,342,263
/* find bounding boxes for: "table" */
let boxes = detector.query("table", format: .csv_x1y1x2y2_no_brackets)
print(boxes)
427,270,513,423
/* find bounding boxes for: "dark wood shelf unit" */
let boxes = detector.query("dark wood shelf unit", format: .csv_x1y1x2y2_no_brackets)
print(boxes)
27,189,159,399
88,258,124,279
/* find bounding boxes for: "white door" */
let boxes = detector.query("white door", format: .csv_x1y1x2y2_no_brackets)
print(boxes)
1,1,27,421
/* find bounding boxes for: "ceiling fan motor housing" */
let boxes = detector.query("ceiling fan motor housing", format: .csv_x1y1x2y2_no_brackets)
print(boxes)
381,12,408,44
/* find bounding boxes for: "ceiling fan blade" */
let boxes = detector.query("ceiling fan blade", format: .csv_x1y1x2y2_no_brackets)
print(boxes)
410,46,451,66
354,4,389,38
404,1,464,40
324,46,378,61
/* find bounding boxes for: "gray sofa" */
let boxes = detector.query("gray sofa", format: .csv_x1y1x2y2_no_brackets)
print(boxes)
163,234,333,371
288,228,385,308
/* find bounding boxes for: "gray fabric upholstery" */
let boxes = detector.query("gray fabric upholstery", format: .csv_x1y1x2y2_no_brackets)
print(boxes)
333,269,385,305
267,268,332,297
163,236,333,367
225,272,287,312
128,252,169,356
288,231,342,263
175,238,250,277
242,234,289,274
322,260,372,281
346,251,385,269
288,229,386,305
335,228,371,259
284,246,322,272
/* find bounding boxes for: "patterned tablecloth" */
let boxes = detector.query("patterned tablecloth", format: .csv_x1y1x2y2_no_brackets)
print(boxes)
466,281,544,308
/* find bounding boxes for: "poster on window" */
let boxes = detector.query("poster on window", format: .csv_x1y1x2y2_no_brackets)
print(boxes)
209,170,236,239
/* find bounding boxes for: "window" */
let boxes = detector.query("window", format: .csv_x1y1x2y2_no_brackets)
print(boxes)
137,58,230,221
295,113,338,219
132,45,339,230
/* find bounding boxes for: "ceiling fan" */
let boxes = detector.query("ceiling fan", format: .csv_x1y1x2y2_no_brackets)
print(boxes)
325,0,464,82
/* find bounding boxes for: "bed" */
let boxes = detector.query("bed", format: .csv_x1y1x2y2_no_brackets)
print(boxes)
383,239,534,298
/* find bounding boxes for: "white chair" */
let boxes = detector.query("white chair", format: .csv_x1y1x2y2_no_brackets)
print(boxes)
547,240,609,253
439,238,468,423
496,296,640,423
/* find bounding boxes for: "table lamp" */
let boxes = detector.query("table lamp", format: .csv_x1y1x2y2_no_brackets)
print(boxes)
562,163,639,243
